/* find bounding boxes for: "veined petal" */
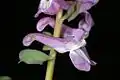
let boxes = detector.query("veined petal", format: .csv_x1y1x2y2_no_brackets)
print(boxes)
69,46,96,71
74,48,91,64
69,50,90,71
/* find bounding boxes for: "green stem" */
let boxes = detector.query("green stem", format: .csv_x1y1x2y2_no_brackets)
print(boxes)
45,9,63,80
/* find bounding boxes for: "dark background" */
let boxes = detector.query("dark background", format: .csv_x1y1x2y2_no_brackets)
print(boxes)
0,0,115,80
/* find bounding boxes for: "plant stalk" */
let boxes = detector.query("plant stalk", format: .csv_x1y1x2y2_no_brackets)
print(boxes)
45,9,63,80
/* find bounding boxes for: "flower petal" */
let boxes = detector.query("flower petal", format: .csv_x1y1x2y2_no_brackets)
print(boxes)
23,33,72,53
43,1,60,15
23,32,87,53
66,39,86,51
55,0,70,10
69,29,85,41
81,47,97,65
35,0,60,17
36,17,55,32
36,17,73,33
69,45,97,71
79,12,94,32
77,0,99,13
34,0,70,17
69,50,90,71
74,48,91,64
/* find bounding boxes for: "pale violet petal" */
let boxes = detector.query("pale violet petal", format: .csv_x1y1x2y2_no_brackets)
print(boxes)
36,17,55,32
74,49,91,64
69,50,90,71
23,33,72,53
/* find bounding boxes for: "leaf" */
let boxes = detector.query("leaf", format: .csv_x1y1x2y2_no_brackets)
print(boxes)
68,3,80,22
19,49,53,65
0,76,11,80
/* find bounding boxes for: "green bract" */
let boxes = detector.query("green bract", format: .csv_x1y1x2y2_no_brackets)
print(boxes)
19,49,53,65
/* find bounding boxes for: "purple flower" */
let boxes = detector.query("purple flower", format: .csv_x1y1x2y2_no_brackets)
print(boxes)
34,0,70,17
23,33,96,71
36,17,85,42
36,12,93,41
23,12,96,71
